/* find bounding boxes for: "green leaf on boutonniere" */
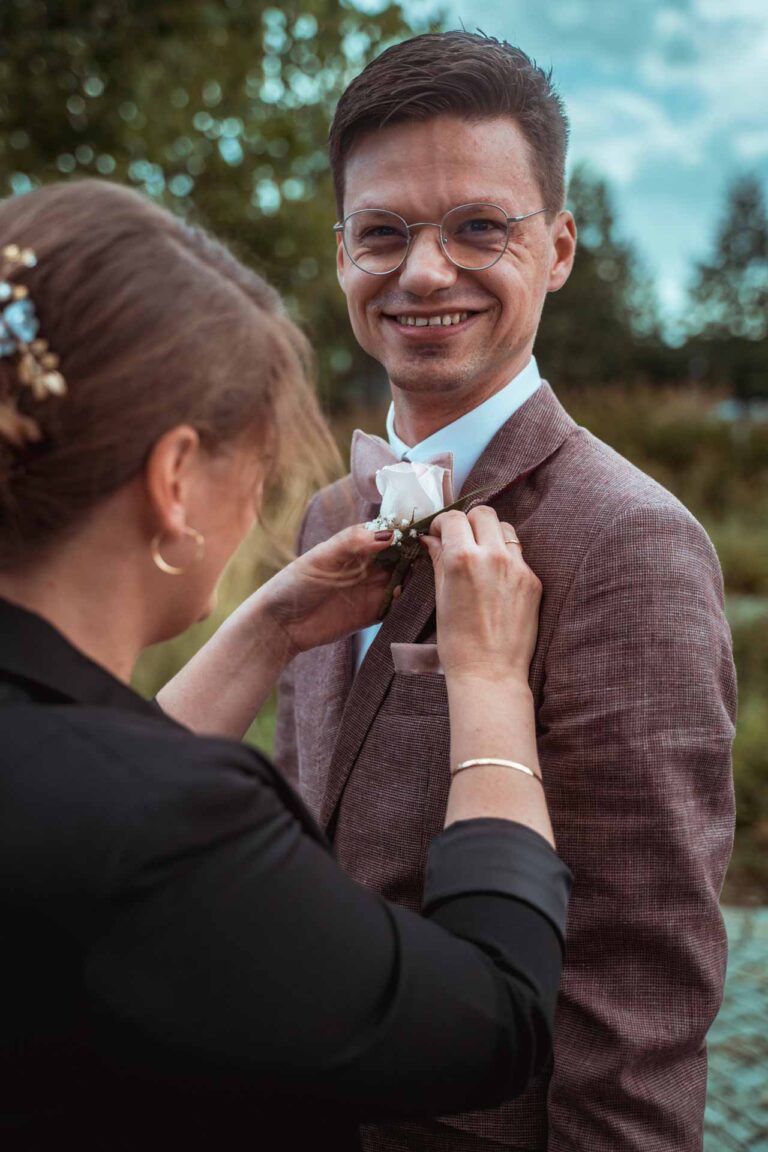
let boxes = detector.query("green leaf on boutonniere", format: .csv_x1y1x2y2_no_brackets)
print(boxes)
372,487,491,619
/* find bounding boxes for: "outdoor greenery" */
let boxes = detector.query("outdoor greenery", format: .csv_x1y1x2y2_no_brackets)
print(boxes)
3,1,767,899
0,0,436,405
688,175,768,403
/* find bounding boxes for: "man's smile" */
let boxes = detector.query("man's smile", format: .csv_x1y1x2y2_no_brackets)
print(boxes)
395,311,471,327
380,308,485,339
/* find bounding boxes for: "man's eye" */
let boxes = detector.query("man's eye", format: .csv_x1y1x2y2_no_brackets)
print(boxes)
459,218,503,234
362,225,404,239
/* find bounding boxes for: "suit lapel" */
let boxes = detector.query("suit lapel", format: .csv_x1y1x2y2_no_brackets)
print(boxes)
316,490,376,766
458,382,577,506
319,553,436,829
298,484,375,821
319,382,577,831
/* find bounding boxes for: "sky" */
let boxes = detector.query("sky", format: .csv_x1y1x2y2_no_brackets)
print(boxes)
397,0,768,335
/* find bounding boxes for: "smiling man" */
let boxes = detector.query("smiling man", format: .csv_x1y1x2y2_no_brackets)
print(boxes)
333,113,571,433
336,113,573,434
275,31,735,1152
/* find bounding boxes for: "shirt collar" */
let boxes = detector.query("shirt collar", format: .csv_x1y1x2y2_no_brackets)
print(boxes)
385,356,542,497
0,596,159,718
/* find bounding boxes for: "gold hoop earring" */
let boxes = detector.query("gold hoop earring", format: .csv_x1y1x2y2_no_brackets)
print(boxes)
151,526,206,576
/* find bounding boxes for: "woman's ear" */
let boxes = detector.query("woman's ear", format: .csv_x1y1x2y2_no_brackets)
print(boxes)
143,425,201,538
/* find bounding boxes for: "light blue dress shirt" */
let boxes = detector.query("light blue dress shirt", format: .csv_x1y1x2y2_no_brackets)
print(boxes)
356,357,542,669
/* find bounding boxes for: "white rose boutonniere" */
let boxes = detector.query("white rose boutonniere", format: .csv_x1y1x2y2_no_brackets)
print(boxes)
366,460,486,617
372,461,450,538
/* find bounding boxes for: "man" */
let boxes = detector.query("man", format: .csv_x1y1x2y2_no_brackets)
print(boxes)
275,31,736,1152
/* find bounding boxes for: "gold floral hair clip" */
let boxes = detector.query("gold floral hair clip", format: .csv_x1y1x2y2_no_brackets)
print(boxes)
0,244,67,448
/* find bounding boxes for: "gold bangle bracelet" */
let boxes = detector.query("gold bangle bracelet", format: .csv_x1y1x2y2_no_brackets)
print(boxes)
451,757,543,783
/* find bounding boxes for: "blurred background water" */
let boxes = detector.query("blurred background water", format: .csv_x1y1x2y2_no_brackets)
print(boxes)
2,2,766,1144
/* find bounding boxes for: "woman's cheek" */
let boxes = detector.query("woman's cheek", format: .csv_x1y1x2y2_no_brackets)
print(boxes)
197,586,219,623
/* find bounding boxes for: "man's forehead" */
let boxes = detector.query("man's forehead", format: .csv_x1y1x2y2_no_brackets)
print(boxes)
345,113,532,161
342,117,540,213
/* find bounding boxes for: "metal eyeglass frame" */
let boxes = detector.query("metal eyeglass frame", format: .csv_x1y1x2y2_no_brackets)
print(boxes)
333,202,550,275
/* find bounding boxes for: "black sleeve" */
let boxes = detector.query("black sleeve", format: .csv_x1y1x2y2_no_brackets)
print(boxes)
84,749,571,1122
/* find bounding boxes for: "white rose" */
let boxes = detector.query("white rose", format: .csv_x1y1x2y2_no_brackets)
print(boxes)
376,461,447,523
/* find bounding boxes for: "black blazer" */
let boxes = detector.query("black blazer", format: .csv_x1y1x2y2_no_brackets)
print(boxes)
0,598,571,1151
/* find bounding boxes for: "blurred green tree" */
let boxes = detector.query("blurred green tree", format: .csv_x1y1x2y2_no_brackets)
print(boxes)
535,163,676,387
0,0,433,408
688,174,768,402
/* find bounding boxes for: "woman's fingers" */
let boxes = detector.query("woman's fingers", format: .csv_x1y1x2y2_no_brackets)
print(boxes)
498,520,527,561
337,514,523,564
427,508,541,670
434,505,512,551
428,510,529,557
295,524,395,595
344,522,395,555
419,532,438,559
317,523,395,567
425,509,529,577
429,508,478,554
466,504,506,547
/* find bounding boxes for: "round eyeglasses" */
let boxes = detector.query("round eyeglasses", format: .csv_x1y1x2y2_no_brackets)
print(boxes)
333,202,549,276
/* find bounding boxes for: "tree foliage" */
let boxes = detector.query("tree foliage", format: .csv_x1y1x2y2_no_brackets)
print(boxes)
690,175,768,341
687,175,768,402
0,0,431,406
535,163,668,387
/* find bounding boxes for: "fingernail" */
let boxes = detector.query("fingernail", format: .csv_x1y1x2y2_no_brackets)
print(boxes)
375,530,394,541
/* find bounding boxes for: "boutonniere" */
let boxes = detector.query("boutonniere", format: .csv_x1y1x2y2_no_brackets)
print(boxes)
366,461,485,618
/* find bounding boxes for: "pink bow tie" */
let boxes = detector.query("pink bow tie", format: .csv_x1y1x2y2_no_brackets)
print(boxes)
350,429,454,505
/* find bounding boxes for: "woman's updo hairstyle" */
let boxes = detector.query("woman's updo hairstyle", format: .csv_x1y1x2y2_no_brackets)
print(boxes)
0,180,339,569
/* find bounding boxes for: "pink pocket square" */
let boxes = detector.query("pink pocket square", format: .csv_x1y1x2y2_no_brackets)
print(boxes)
391,642,444,676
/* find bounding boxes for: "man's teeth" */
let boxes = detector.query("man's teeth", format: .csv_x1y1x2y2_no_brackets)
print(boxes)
396,312,470,327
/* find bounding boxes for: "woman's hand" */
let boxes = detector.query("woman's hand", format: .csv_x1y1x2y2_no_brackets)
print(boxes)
158,525,393,738
256,524,395,657
421,506,542,686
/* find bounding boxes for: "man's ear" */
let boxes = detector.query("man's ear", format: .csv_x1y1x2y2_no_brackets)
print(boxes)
143,425,200,539
547,210,577,294
336,229,348,293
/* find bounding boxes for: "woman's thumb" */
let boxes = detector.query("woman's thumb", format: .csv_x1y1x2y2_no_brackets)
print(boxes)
419,534,440,564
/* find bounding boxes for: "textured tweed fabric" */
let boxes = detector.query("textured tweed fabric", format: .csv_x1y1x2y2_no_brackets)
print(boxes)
274,383,736,1152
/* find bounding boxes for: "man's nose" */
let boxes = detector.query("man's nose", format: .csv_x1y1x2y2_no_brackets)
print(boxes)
397,224,458,294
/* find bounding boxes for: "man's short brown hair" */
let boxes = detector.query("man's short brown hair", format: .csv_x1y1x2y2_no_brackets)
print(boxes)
329,31,569,217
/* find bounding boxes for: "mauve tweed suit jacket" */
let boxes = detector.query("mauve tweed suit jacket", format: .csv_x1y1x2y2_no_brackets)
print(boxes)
274,383,736,1152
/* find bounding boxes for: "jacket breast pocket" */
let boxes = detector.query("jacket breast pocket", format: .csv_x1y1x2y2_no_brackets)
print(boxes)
379,668,449,717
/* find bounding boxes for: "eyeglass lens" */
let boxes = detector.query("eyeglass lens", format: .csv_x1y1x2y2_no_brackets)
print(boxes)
343,203,511,273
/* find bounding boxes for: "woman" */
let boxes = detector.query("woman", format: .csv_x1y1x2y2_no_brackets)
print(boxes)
0,181,570,1151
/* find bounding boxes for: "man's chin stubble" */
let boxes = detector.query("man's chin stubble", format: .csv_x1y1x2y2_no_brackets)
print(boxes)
388,368,478,395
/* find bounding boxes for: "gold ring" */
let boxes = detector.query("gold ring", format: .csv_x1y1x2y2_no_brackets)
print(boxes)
504,535,521,547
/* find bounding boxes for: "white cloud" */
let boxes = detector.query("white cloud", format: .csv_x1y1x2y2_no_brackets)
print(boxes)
653,8,689,39
695,0,767,21
640,0,768,120
734,130,768,161
567,88,701,185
